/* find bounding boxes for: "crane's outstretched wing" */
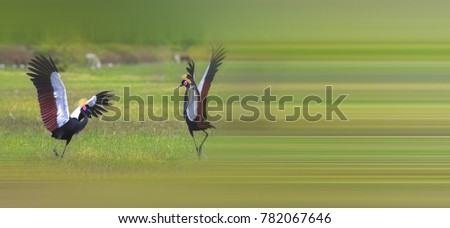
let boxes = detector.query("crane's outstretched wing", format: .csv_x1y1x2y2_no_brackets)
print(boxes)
196,44,225,119
183,44,225,121
27,56,70,132
198,44,225,98
69,91,115,120
85,91,115,118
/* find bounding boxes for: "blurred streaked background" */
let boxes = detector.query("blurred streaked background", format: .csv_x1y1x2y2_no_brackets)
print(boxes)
1,0,450,207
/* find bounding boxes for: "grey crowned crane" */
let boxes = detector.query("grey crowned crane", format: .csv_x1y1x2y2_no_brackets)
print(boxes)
178,45,225,159
26,56,115,158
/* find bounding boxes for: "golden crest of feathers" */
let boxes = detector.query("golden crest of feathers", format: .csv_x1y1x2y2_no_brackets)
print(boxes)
78,98,87,107
182,74,191,84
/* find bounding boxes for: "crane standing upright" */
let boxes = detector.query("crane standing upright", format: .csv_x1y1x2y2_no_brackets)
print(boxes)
178,45,225,159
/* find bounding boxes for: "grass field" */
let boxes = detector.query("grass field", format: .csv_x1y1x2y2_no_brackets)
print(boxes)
1,57,450,207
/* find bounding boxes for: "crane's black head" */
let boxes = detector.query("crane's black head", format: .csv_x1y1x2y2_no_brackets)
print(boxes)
81,105,93,118
179,74,192,88
179,79,190,88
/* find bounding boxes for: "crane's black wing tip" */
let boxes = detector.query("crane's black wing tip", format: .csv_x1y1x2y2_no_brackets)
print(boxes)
210,43,226,62
28,55,59,74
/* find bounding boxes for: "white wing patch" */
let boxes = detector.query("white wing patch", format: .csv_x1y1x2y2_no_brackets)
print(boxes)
87,95,97,107
186,86,200,121
50,72,70,127
197,64,210,95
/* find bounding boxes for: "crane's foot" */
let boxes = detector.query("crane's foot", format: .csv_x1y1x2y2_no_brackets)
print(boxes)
53,148,59,157
198,147,208,160
196,148,201,160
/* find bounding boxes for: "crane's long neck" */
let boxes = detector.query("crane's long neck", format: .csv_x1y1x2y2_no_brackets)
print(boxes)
183,87,189,115
77,109,89,133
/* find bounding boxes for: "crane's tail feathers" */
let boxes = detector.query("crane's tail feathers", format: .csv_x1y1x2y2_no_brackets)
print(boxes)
202,121,215,129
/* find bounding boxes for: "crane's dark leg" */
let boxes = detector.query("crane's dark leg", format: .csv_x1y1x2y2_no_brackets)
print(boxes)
190,132,200,159
53,142,59,157
198,130,209,160
61,138,72,159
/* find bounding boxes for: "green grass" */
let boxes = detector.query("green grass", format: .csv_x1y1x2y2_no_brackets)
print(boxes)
1,58,450,207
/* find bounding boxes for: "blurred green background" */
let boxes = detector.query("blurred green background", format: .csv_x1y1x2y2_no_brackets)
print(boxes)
3,0,450,44
1,0,450,207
